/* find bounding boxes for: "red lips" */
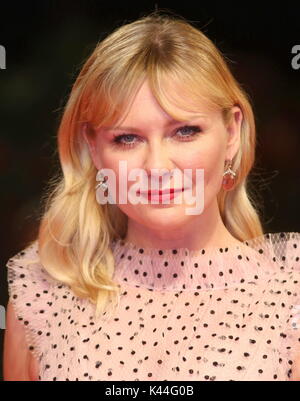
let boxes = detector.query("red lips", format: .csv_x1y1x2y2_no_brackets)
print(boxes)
137,188,184,195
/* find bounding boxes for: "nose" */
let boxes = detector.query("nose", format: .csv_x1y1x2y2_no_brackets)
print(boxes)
143,138,174,183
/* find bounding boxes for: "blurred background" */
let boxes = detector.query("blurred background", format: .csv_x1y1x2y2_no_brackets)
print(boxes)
0,1,299,380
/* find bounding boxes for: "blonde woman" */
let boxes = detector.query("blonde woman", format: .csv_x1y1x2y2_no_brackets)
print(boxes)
3,12,300,381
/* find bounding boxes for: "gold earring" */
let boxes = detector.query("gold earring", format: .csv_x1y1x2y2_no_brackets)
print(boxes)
222,160,236,191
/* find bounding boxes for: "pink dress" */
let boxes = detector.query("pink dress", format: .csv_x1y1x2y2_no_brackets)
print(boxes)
6,232,300,381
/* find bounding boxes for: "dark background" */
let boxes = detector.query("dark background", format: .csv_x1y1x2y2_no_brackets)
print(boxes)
0,1,299,381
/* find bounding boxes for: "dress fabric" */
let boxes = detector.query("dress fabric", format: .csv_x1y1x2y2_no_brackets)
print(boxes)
5,231,300,381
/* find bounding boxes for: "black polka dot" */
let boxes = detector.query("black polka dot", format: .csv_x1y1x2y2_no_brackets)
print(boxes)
6,233,300,381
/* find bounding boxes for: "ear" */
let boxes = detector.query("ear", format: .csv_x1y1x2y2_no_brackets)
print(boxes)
81,122,100,169
225,106,243,160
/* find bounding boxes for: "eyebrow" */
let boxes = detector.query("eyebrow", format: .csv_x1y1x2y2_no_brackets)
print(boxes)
102,116,208,132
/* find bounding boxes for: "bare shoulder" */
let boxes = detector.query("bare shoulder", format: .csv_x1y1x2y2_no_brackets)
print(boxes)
3,301,39,381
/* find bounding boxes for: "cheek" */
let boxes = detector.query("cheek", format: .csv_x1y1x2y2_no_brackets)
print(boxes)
179,148,224,184
100,154,144,200
181,147,226,205
204,151,225,186
98,144,124,171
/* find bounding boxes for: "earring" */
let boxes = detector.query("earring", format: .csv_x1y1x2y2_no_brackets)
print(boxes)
95,170,108,195
222,159,236,191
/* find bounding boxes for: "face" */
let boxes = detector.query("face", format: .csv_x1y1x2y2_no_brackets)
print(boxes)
83,79,242,233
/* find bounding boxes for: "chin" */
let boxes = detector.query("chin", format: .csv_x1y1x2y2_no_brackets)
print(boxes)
140,208,193,229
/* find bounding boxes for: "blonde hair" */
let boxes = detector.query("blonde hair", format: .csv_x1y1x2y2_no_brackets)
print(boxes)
37,11,264,318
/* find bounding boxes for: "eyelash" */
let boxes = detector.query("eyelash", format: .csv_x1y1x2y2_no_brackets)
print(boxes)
112,125,202,150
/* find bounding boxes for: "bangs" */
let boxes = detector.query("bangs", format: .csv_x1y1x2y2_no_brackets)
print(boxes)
82,68,147,131
148,67,220,122
79,51,223,132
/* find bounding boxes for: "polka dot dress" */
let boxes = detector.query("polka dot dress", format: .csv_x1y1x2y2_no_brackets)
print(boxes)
6,232,300,381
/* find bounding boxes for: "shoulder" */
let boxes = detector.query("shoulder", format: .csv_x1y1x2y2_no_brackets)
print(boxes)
3,301,39,381
263,232,300,380
6,239,60,322
241,231,300,271
5,240,59,365
6,240,57,291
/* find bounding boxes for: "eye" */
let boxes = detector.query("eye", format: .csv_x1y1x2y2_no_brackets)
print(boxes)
111,125,202,150
175,125,202,139
112,134,139,149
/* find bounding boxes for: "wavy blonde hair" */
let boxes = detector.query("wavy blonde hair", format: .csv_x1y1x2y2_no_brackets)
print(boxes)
37,11,264,318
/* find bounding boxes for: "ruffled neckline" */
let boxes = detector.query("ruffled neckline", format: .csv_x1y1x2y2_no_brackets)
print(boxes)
110,232,300,291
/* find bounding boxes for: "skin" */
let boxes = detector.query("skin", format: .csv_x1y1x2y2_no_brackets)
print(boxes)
5,81,300,383
7,78,300,381
83,79,243,251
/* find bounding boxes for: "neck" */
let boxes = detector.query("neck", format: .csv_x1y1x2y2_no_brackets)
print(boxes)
124,199,241,251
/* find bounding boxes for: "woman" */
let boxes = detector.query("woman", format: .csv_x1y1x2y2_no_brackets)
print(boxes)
3,11,300,381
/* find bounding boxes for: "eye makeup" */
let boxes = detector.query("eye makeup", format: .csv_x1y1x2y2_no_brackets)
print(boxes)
111,125,202,150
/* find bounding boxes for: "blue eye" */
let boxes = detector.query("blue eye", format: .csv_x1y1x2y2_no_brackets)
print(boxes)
112,125,202,150
176,125,201,137
113,134,137,146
